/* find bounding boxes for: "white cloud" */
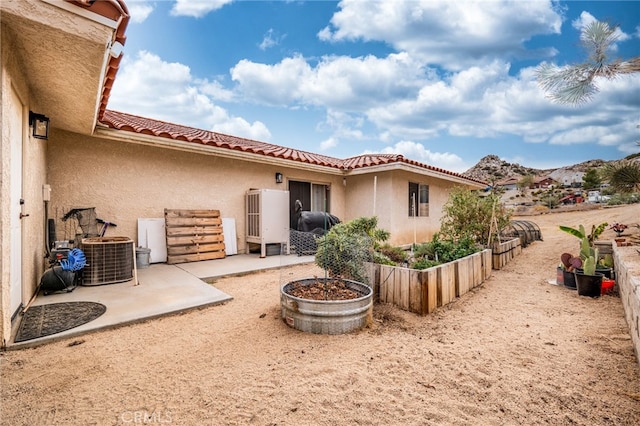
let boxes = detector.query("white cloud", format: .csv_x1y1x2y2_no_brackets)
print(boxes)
364,140,468,173
319,137,338,151
259,29,284,51
319,0,563,70
230,44,639,157
109,51,271,141
171,0,233,18
127,1,154,23
230,55,313,105
231,52,426,109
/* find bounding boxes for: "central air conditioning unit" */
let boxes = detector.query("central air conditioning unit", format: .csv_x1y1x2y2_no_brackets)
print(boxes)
81,237,134,285
245,189,290,257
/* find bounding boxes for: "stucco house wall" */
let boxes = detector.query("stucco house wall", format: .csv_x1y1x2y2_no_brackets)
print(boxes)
344,169,469,246
47,130,347,254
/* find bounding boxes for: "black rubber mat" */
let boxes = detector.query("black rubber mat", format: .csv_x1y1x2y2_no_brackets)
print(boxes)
14,302,106,343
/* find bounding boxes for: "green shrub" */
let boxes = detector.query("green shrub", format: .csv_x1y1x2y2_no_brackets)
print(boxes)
372,251,397,266
412,234,480,265
410,258,441,270
315,216,389,282
378,243,409,263
439,187,511,246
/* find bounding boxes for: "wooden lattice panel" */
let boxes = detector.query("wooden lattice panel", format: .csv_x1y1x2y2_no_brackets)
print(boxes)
164,209,226,264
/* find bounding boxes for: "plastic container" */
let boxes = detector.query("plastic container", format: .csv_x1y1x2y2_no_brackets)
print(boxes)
575,272,603,298
136,247,151,269
601,278,615,295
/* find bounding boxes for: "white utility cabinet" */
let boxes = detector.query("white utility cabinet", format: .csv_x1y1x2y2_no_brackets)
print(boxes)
245,189,290,257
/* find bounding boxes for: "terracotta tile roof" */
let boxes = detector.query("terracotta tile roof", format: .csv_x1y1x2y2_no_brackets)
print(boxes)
66,0,130,121
101,110,343,167
101,110,486,186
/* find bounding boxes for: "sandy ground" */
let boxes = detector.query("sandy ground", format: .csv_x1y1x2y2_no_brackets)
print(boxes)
1,204,640,425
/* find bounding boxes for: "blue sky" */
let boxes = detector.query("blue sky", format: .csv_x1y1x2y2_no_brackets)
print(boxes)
109,0,640,173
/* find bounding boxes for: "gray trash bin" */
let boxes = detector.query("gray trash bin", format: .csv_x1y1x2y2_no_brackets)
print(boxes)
135,247,151,269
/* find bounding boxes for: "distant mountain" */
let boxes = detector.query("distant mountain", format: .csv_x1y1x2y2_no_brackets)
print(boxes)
462,154,629,184
463,155,543,183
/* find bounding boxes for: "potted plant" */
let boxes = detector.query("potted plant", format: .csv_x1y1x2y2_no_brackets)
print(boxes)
610,223,628,246
281,217,382,334
610,223,628,237
558,252,582,289
559,222,612,276
573,242,604,297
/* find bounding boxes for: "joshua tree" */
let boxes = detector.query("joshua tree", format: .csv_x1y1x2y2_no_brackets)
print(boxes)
536,20,640,105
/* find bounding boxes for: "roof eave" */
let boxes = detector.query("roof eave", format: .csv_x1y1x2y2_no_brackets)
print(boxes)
93,126,347,175
347,162,486,188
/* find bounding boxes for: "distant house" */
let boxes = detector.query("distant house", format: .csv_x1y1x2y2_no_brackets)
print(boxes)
496,177,519,191
0,0,485,346
532,176,556,189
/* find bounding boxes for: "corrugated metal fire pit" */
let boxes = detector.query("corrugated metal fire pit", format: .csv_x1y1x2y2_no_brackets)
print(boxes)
281,278,373,335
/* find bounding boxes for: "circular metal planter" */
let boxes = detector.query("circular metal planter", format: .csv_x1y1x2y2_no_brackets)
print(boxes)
281,278,373,335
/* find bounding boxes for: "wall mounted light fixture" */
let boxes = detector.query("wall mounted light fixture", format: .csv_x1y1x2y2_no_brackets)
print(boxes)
29,111,50,140
275,172,283,184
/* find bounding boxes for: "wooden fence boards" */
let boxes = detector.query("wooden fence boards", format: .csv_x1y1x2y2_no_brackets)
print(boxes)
165,209,226,264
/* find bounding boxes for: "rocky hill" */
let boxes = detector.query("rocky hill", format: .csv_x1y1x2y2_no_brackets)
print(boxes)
463,154,618,184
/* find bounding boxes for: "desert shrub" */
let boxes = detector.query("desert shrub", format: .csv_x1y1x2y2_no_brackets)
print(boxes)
539,195,559,209
606,193,640,205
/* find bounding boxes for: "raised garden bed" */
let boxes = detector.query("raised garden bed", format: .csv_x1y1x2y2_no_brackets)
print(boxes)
365,249,493,315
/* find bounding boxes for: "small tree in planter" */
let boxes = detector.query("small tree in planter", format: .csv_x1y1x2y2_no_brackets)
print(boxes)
281,217,388,334
315,216,389,283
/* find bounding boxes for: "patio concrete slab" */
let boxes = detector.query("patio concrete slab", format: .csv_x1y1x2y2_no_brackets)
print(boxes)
7,253,313,349
177,253,314,280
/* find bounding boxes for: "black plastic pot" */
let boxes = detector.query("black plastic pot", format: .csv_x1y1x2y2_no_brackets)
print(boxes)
575,272,603,298
562,269,577,289
576,267,613,279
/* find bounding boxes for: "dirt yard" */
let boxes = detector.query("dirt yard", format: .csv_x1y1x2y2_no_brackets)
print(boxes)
2,204,640,425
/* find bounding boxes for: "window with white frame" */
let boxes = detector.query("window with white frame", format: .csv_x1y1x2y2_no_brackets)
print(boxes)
408,182,429,217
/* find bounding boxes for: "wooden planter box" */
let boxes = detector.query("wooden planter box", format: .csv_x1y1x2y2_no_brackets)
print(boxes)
491,238,522,270
365,249,492,316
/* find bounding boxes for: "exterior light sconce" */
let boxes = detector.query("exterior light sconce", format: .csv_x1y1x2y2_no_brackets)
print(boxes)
343,177,347,186
275,172,283,184
29,111,50,140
